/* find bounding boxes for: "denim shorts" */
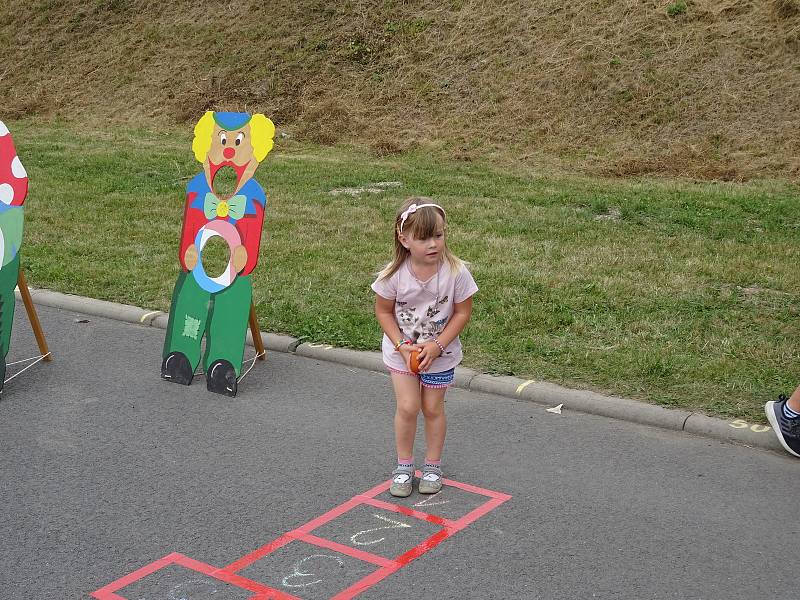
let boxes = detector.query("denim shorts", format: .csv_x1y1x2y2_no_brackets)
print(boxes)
388,367,455,388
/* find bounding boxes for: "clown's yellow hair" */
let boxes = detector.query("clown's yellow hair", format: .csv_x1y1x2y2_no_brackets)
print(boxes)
191,111,276,163
192,112,215,163
249,114,275,162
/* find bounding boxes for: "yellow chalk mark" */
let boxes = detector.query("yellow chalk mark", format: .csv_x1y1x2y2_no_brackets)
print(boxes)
750,424,771,433
728,419,771,433
516,380,535,395
139,310,161,323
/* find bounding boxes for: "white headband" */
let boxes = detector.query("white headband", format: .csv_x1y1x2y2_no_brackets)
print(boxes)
399,203,445,232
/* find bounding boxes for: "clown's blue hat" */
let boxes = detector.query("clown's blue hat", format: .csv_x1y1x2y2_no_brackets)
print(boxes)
213,112,252,130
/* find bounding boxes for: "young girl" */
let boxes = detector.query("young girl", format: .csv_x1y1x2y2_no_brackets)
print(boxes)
371,197,478,497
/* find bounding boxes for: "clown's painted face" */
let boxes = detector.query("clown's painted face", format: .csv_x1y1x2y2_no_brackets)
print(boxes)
208,124,255,168
205,122,259,196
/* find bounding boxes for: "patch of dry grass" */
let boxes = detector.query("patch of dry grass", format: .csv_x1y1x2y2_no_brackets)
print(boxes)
1,0,799,179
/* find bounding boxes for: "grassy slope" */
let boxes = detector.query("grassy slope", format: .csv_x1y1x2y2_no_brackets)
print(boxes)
10,120,800,422
1,0,800,179
2,2,798,421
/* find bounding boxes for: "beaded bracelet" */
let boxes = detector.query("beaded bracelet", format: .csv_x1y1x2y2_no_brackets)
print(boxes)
394,338,410,351
431,336,446,354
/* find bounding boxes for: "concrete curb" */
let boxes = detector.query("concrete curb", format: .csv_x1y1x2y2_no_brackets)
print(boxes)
23,288,786,456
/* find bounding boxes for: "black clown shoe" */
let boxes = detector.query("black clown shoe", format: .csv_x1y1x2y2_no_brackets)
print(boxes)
161,352,194,385
206,359,238,397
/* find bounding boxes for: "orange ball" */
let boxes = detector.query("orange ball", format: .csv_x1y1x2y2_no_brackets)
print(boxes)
410,350,421,374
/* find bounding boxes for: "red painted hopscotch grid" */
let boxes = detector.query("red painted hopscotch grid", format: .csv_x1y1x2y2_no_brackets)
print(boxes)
90,551,288,600
92,474,511,600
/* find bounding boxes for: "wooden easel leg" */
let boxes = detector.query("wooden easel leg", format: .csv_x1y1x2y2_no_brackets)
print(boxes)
249,300,265,360
16,270,52,361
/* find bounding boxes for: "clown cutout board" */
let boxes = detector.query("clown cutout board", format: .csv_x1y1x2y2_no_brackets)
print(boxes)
161,111,274,397
0,121,52,393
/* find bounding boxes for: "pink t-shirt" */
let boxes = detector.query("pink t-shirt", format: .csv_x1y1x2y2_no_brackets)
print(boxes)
371,260,478,373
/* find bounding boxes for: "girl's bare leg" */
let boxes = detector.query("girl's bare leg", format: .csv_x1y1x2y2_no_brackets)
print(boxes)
392,373,422,459
421,386,447,462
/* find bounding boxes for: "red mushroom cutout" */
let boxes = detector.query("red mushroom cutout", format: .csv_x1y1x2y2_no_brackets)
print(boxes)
0,120,28,390
0,121,27,208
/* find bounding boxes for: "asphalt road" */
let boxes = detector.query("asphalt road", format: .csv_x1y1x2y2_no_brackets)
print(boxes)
0,303,797,600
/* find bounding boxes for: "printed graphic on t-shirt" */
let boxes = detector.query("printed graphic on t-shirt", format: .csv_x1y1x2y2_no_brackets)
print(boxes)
371,261,478,373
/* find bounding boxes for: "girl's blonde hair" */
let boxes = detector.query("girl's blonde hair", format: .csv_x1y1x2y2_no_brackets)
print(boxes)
191,111,275,163
377,197,465,280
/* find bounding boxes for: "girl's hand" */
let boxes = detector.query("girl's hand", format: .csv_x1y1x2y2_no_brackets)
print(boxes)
397,343,416,371
416,341,442,372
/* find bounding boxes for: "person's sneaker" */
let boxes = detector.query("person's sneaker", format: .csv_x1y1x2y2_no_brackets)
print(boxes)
206,359,238,397
161,351,193,385
389,466,414,497
765,394,800,458
418,464,443,494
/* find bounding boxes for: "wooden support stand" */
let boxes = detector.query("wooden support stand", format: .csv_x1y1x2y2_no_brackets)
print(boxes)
249,300,265,360
16,270,52,361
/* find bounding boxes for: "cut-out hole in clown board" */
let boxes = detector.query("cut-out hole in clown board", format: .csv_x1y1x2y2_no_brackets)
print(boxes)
200,234,231,279
211,166,239,200
191,219,242,294
212,165,239,200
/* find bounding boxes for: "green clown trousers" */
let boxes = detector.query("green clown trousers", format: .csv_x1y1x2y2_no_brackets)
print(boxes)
0,253,20,361
162,271,252,376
